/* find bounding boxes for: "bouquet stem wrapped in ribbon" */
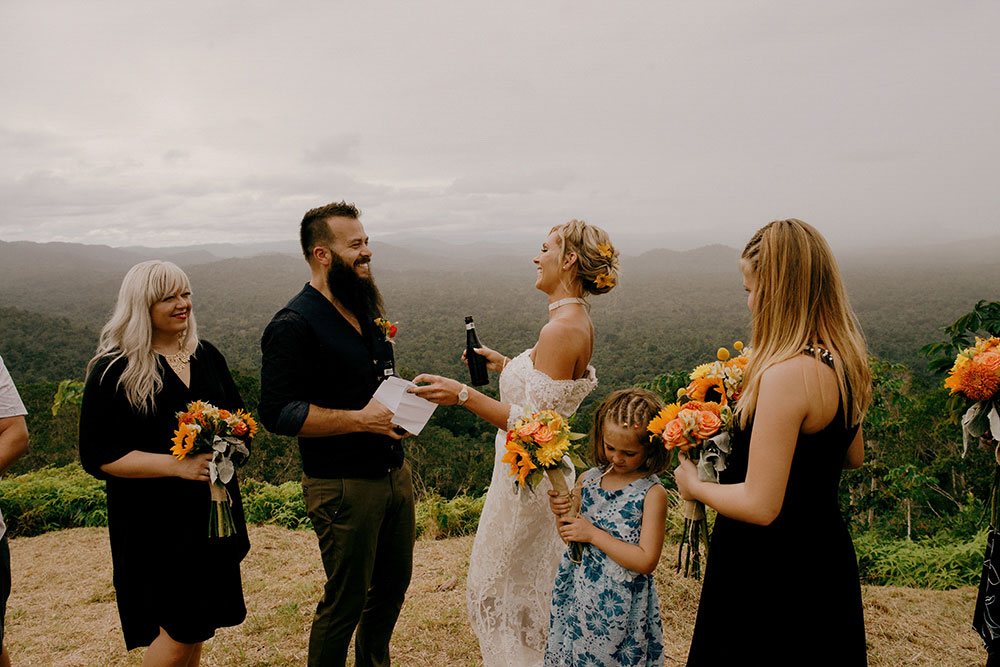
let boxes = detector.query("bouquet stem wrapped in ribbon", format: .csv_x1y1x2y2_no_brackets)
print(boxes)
171,400,255,538
649,342,748,579
502,409,587,562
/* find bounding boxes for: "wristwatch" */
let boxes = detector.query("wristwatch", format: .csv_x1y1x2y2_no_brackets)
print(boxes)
457,384,470,406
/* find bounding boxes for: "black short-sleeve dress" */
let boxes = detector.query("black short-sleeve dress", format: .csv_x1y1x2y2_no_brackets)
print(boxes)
686,351,867,665
79,340,250,650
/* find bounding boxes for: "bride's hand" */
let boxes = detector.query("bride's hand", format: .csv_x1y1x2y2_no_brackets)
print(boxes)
410,374,463,405
462,345,507,373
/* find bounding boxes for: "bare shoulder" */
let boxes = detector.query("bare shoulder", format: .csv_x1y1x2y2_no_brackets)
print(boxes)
757,357,811,413
534,320,589,379
760,354,840,429
644,482,668,503
759,355,810,391
537,318,587,347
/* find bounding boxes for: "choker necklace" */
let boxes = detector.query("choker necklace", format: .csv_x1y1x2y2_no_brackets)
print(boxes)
548,297,587,312
156,346,191,375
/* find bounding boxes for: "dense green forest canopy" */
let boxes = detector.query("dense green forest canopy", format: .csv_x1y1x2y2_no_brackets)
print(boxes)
3,238,1000,545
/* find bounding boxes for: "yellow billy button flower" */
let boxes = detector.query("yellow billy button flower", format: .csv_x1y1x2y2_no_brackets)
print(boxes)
733,341,744,351
717,347,730,362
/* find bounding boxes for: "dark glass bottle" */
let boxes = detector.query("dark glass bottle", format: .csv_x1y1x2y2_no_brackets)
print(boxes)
465,316,489,386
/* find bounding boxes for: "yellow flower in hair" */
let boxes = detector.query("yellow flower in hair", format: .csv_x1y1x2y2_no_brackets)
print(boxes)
597,243,614,259
595,273,615,289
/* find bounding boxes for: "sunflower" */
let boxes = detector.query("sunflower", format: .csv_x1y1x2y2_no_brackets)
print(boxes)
236,410,259,437
648,404,683,437
686,377,728,406
170,423,198,459
502,441,537,486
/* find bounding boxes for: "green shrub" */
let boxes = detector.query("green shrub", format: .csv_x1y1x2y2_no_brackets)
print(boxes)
0,463,107,537
416,491,486,540
854,530,986,590
241,478,311,530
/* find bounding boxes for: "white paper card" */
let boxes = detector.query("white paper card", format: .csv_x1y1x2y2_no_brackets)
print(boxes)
372,376,437,436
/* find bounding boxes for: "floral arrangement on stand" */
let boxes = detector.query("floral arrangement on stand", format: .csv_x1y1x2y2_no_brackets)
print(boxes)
503,409,588,561
648,342,749,579
171,400,256,537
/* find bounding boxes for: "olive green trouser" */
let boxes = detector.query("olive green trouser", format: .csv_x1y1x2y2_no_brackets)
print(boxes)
303,461,415,667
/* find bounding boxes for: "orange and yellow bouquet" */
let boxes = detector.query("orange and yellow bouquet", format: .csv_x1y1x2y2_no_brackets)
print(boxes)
944,336,1000,453
503,409,586,494
171,400,256,538
648,342,748,578
504,410,587,559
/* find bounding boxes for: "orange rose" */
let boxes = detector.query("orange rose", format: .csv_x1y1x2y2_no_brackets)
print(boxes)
977,351,1000,374
218,409,232,420
533,425,555,444
696,411,722,439
232,421,248,437
517,421,541,438
179,412,195,425
663,419,686,449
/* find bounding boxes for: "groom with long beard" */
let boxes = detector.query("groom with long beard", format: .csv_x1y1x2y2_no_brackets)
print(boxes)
259,201,415,667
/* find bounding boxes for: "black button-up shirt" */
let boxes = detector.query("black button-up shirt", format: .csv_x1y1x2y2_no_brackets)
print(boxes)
259,283,402,478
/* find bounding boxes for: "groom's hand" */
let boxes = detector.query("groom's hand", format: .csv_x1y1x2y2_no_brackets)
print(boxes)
357,397,405,440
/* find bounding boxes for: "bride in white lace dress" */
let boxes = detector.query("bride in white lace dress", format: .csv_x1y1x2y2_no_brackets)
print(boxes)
413,220,620,666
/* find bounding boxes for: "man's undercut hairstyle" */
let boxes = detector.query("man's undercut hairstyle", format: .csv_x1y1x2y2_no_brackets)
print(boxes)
300,201,361,260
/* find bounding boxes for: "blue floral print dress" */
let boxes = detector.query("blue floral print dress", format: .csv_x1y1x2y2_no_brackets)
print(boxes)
545,467,665,666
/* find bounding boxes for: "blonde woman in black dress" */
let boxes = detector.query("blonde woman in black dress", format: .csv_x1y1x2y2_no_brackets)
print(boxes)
80,260,249,666
675,220,871,665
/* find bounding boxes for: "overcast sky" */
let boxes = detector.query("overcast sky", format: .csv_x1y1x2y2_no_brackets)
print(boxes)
0,1,996,253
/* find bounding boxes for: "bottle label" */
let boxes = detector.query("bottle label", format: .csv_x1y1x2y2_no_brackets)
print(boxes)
466,323,475,330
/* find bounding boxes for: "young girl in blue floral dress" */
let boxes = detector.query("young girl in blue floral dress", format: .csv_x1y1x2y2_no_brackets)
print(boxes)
546,388,669,666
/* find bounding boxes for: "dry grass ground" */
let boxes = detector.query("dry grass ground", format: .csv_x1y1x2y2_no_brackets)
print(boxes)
4,527,987,666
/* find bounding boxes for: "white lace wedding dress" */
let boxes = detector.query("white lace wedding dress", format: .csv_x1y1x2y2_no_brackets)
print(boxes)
466,348,598,666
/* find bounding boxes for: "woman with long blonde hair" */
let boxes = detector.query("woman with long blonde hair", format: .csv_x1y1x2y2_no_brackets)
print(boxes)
675,219,871,665
79,260,249,666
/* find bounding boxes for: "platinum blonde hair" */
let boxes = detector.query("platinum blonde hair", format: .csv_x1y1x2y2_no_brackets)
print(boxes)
87,260,199,414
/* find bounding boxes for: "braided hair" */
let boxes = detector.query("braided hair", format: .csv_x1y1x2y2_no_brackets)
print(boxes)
590,388,669,474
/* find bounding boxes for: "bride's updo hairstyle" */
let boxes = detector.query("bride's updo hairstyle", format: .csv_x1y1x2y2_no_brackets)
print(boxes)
550,219,620,297
87,260,199,414
736,219,871,430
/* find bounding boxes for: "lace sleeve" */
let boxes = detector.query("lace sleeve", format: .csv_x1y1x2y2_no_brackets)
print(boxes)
505,368,597,430
506,404,525,431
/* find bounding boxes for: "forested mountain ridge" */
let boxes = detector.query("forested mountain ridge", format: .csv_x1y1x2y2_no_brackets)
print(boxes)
2,237,998,389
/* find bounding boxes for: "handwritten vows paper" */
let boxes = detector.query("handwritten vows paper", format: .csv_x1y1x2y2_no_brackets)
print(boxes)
372,376,437,435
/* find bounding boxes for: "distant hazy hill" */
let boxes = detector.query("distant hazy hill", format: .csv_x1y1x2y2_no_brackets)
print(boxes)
1,237,998,387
